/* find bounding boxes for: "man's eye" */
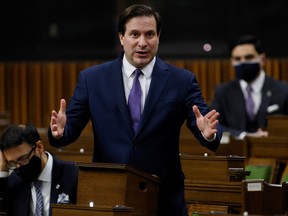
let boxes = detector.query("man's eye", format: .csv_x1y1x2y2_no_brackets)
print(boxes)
147,32,155,37
17,155,28,162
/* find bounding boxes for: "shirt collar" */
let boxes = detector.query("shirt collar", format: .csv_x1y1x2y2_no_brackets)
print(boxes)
38,151,53,183
122,54,155,79
240,70,265,93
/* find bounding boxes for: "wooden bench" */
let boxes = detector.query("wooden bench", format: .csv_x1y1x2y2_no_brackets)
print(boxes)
37,123,94,162
181,155,249,214
52,204,133,216
241,179,288,215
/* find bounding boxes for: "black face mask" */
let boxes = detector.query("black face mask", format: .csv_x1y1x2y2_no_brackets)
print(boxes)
14,155,42,182
234,62,260,82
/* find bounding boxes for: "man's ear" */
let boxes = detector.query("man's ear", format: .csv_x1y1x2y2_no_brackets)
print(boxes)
118,33,124,46
35,140,44,153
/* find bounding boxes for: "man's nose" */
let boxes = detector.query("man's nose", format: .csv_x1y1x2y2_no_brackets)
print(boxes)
138,36,147,47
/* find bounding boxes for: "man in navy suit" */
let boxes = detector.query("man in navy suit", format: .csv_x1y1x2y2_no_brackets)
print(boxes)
210,35,288,140
48,4,222,216
0,124,78,216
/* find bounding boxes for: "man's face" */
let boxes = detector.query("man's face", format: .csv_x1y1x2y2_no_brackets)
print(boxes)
118,16,160,68
3,143,35,169
231,44,264,67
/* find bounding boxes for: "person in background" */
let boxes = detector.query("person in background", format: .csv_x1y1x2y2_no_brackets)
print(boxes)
0,124,78,216
48,4,222,216
210,35,288,140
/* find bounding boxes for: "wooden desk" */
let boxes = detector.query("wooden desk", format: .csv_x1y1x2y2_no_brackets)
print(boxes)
246,137,288,159
38,126,94,162
241,180,288,215
266,115,288,137
52,204,133,216
76,162,160,216
185,180,242,213
180,126,247,158
181,155,249,214
179,124,215,156
181,155,248,182
50,149,92,162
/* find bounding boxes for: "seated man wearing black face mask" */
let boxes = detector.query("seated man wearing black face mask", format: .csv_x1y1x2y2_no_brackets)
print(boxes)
0,124,78,216
210,35,288,139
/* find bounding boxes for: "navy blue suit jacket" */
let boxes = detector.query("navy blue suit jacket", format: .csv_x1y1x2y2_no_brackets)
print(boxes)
210,76,288,137
0,154,78,216
49,54,222,215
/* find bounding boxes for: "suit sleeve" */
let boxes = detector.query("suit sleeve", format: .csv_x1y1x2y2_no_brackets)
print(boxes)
185,72,222,152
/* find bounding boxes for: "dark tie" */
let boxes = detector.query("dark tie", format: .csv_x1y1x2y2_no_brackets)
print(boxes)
246,85,255,120
33,180,44,216
128,68,142,132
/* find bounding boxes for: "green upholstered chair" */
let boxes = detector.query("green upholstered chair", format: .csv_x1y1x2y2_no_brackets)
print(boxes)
245,165,272,183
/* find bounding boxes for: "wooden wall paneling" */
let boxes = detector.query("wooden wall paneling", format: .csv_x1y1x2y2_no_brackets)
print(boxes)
7,63,21,124
199,60,208,101
206,60,222,103
185,60,208,101
41,62,63,127
280,58,288,82
166,59,185,69
264,59,272,77
62,62,79,104
18,63,28,124
1,58,288,128
227,61,235,82
272,58,280,80
28,63,42,127
265,58,280,80
41,63,50,127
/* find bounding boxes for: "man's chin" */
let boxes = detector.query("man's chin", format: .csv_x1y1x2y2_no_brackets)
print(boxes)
134,57,152,68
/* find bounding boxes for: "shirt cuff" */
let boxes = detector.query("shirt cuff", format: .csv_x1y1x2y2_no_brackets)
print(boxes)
0,171,9,178
201,132,216,142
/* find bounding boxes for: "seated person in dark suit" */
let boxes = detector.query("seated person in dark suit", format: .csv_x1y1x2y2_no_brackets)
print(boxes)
0,124,78,216
210,35,288,139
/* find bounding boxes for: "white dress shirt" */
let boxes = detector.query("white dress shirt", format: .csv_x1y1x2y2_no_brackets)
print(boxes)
239,70,265,115
122,54,155,113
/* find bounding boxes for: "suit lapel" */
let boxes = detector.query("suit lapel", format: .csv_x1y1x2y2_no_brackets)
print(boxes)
232,81,248,129
108,57,134,134
50,157,61,204
258,77,271,125
13,180,31,215
138,58,169,133
107,56,170,135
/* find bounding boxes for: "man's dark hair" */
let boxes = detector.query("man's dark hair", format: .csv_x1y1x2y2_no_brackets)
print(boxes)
0,124,40,151
229,35,264,55
117,4,162,35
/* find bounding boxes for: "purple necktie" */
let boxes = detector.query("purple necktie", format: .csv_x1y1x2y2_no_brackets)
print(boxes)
246,85,255,120
128,69,142,132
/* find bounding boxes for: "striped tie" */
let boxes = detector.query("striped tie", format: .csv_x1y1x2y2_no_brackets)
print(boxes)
33,180,43,216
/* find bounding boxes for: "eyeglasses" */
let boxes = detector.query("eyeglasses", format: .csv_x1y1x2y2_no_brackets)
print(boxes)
5,145,36,170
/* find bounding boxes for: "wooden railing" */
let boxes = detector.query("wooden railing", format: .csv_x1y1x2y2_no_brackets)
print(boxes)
0,58,287,128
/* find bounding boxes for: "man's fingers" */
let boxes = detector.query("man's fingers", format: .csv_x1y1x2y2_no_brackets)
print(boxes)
59,99,66,114
205,109,217,119
192,105,202,118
